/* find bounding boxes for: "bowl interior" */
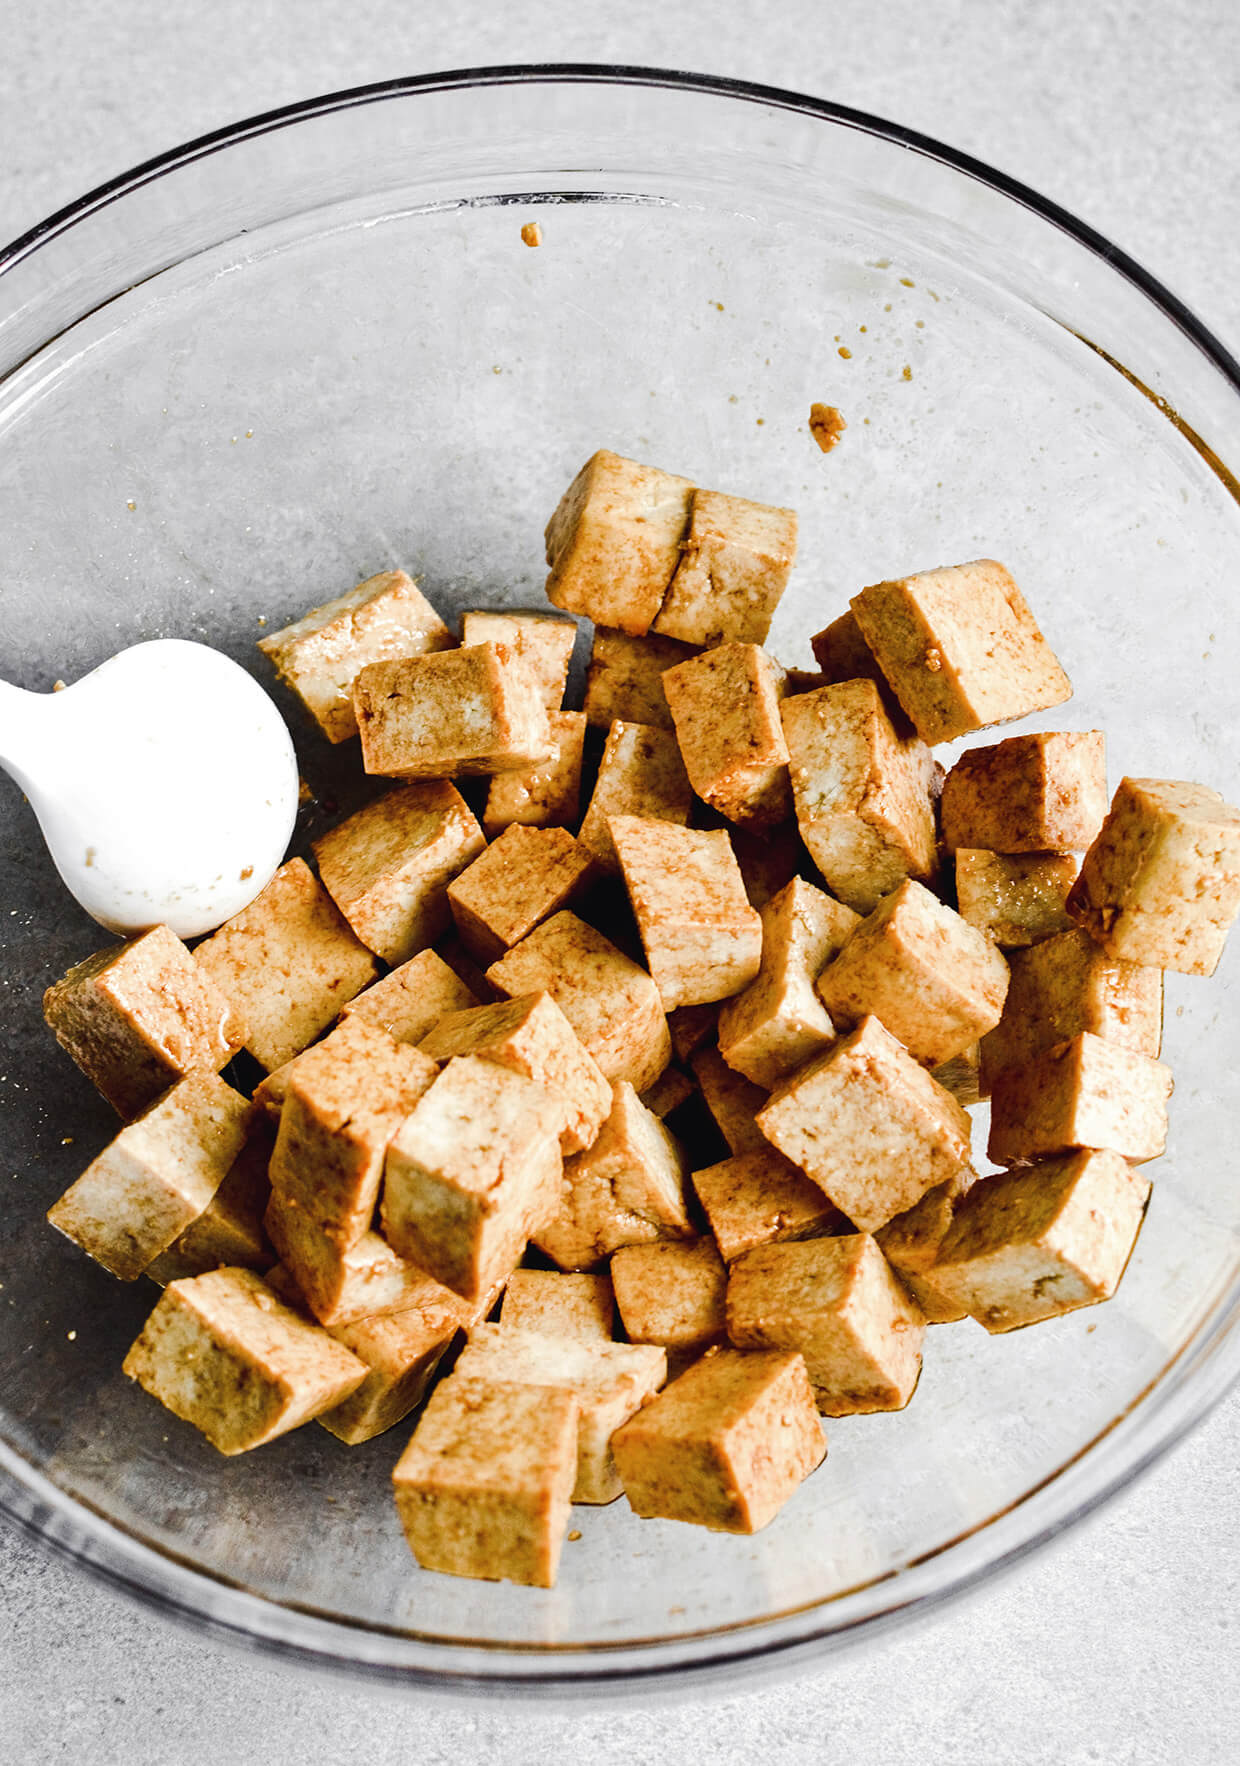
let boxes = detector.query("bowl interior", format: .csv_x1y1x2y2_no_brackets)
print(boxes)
0,71,1238,1683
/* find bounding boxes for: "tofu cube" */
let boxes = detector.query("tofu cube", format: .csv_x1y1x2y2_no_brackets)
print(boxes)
689,1044,770,1155
122,1269,368,1454
392,1376,579,1586
610,1238,729,1354
816,878,1010,1068
482,711,588,837
928,1149,1151,1332
337,947,479,1043
929,1044,982,1110
459,610,576,712
611,1346,825,1533
354,643,552,778
987,1031,1173,1167
849,558,1072,744
43,924,246,1121
662,643,792,827
757,1016,973,1232
691,1147,849,1264
727,1235,925,1414
610,816,763,1009
48,1070,251,1280
312,782,485,967
940,731,1107,854
316,1270,491,1444
144,1111,275,1284
809,609,912,733
447,824,597,965
652,488,798,647
533,1081,692,1270
418,991,611,1156
954,849,1078,949
874,1174,976,1324
980,927,1164,1093
1067,777,1240,976
268,1020,437,1247
544,449,695,635
668,1002,721,1064
584,627,698,730
500,1270,616,1341
718,878,859,1088
257,569,453,743
382,1055,563,1302
577,719,692,872
486,911,671,1093
263,1198,445,1327
454,1323,666,1503
639,1064,695,1118
780,680,938,914
192,858,379,1072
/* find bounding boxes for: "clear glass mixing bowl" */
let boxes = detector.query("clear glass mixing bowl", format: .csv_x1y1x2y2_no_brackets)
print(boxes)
1,66,1237,1696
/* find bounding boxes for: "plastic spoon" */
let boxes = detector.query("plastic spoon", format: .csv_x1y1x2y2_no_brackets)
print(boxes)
0,639,300,940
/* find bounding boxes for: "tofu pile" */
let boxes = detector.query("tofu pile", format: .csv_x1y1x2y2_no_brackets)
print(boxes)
41,448,1240,1592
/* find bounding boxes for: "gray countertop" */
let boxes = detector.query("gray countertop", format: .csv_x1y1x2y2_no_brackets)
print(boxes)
2,4,1238,1761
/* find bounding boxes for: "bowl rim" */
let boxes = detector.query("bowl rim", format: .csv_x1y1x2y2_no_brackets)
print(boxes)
2,61,1239,1695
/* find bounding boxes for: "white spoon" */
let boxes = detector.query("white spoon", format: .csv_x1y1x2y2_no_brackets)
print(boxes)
0,638,300,940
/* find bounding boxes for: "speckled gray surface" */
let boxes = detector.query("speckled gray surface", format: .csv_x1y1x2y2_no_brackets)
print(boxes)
2,3,1238,1760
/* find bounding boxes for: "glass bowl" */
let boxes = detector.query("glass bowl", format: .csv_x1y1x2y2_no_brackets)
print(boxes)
1,66,1237,1697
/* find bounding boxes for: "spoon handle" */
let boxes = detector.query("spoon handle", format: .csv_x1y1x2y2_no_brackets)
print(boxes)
0,679,49,783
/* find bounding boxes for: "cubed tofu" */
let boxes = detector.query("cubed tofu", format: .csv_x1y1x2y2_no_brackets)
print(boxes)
639,1064,695,1118
311,782,485,967
668,1002,721,1064
662,643,792,827
500,1270,616,1341
980,927,1164,1094
486,911,671,1093
459,610,577,712
874,1173,977,1324
263,1198,443,1327
48,1071,251,1281
987,1031,1173,1167
584,627,698,730
257,569,454,743
144,1111,275,1284
689,1044,770,1155
1067,777,1240,976
940,731,1107,854
727,1235,925,1414
316,1271,492,1444
809,609,912,733
718,878,858,1089
929,1045,982,1110
757,1016,973,1232
544,449,695,635
652,488,798,647
192,858,379,1072
577,720,692,872
780,680,938,914
392,1376,579,1587
338,947,479,1043
454,1323,666,1503
354,643,552,778
447,825,597,965
43,924,246,1121
849,558,1072,745
482,711,588,837
382,1055,563,1302
611,1346,825,1533
610,1238,729,1354
610,815,762,1009
928,1149,1152,1332
418,992,611,1156
123,1268,368,1454
533,1081,693,1270
250,1016,380,1121
268,1020,437,1246
954,849,1078,949
692,1147,849,1264
815,879,1010,1068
